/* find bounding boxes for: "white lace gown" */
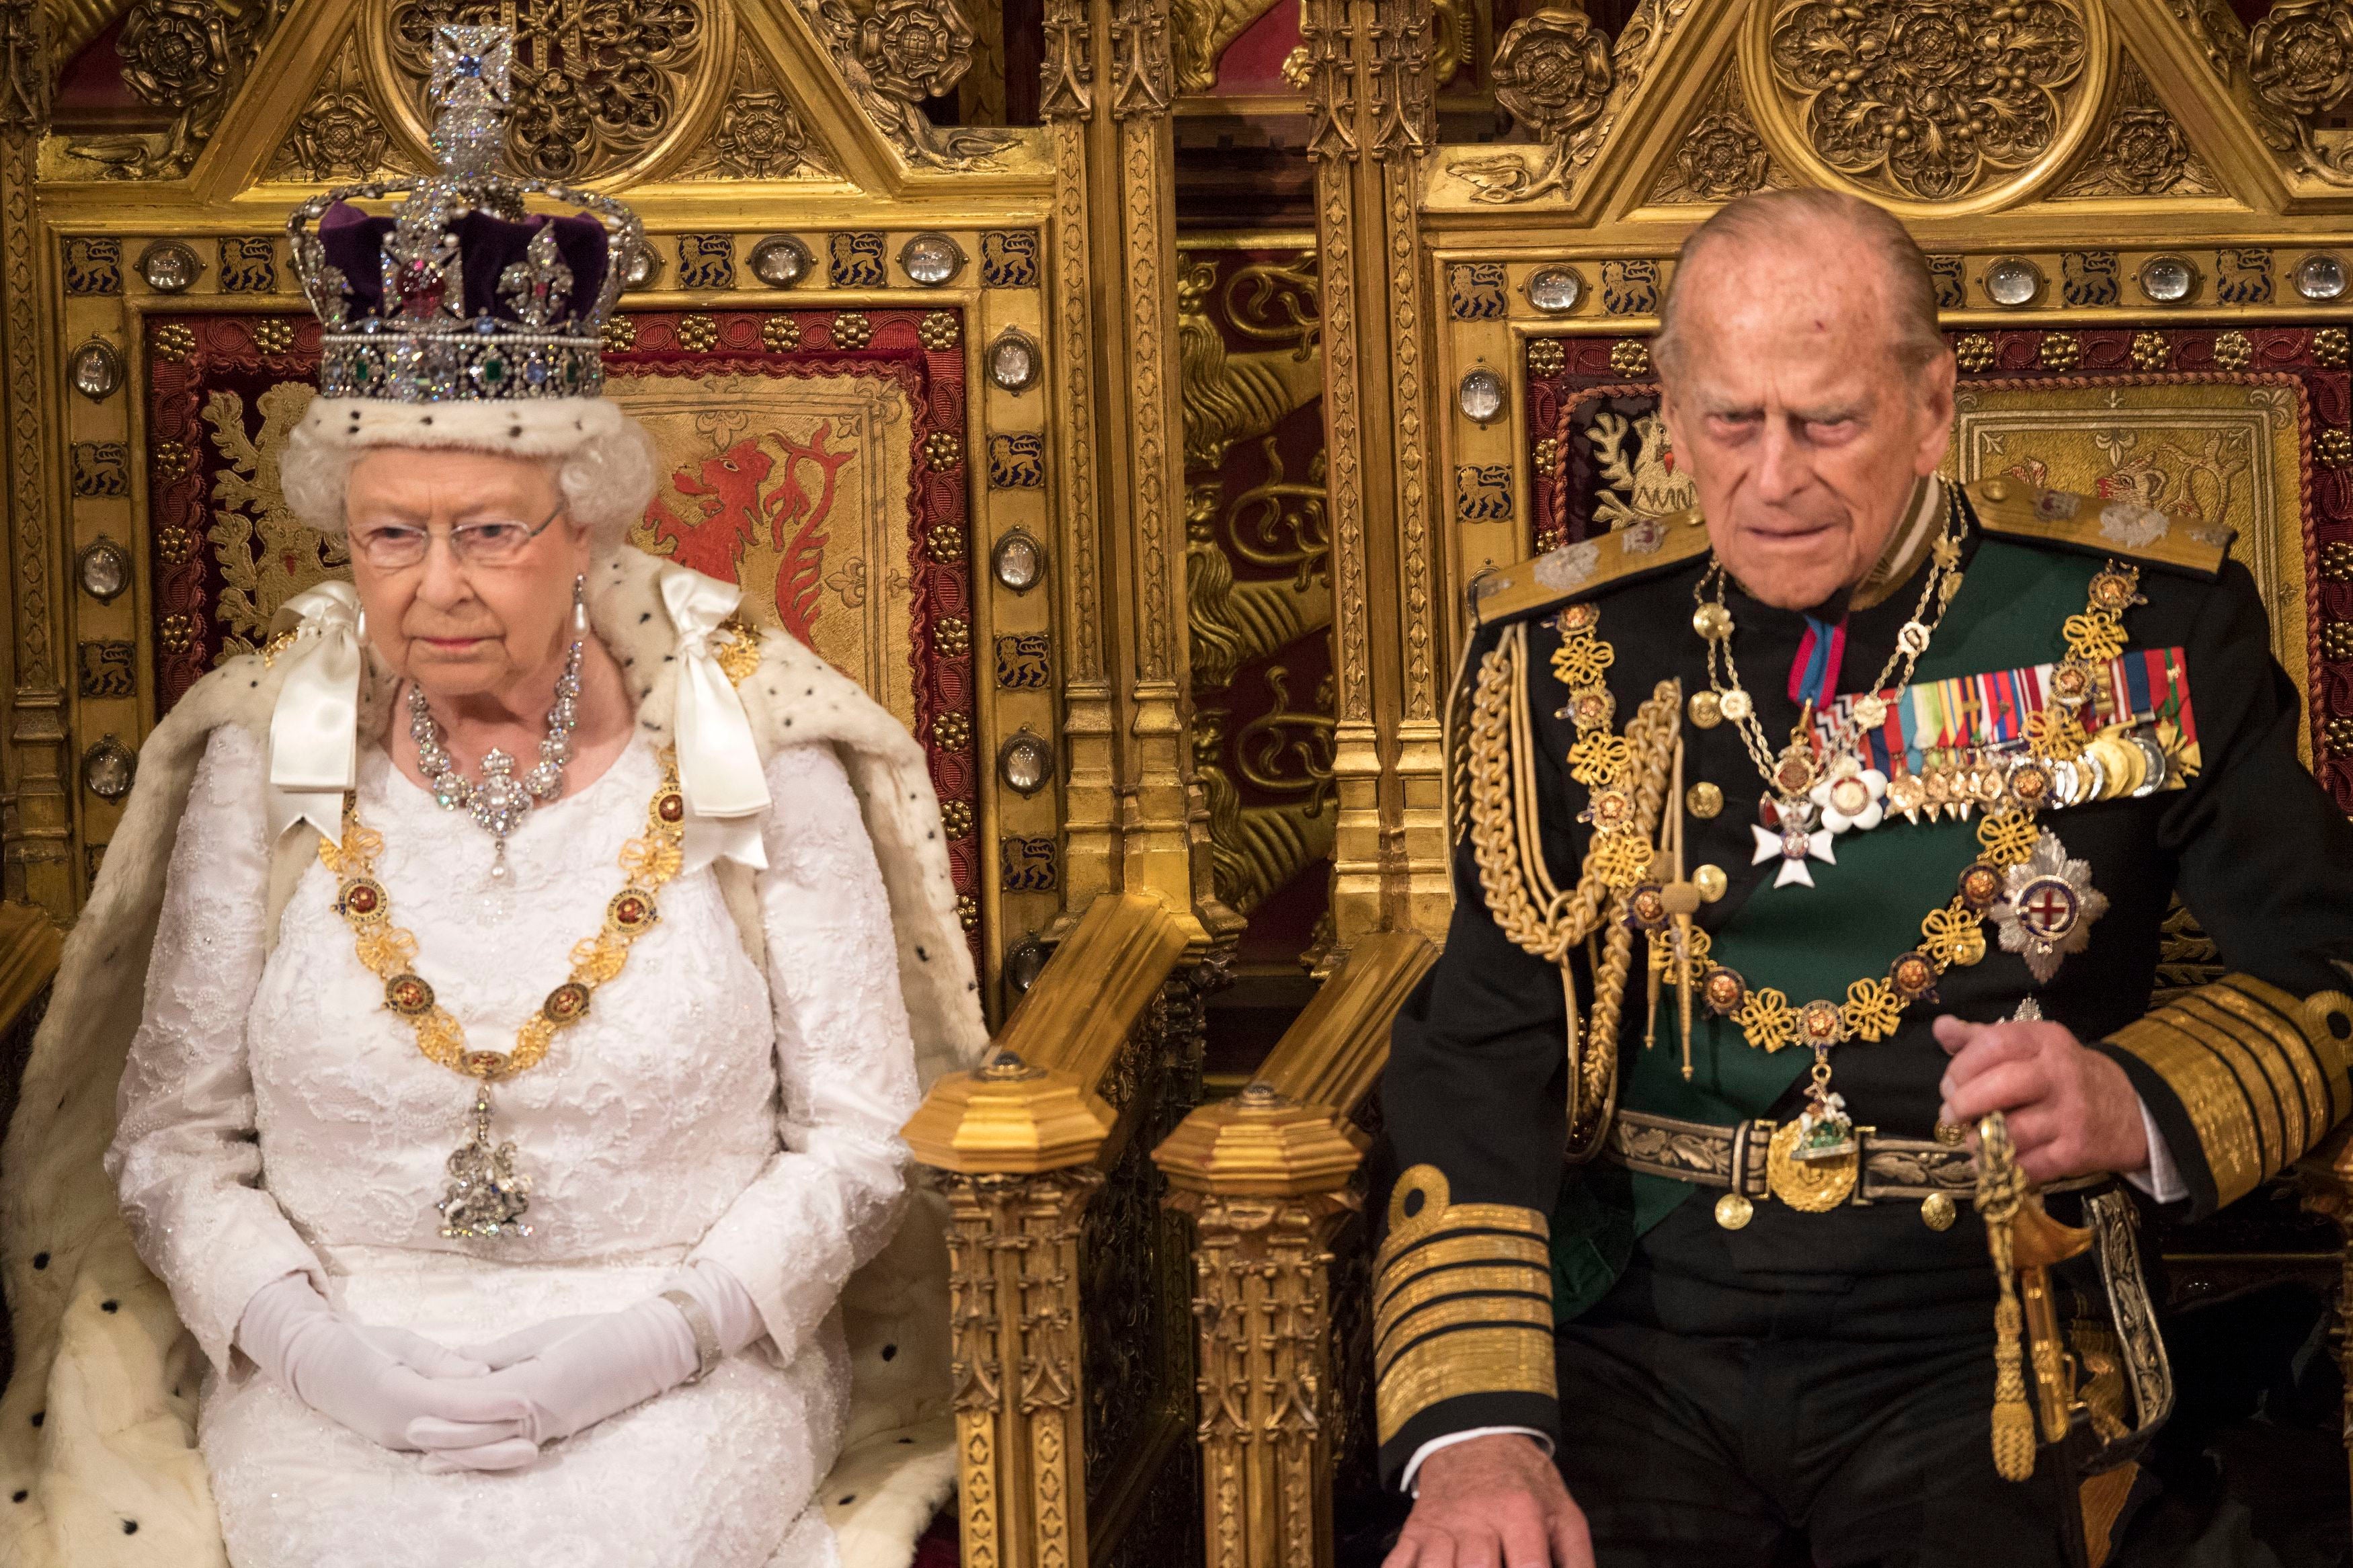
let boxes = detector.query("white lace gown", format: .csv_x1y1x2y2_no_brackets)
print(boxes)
104,723,922,1568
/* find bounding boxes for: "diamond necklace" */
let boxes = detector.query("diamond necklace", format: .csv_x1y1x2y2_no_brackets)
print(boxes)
408,631,584,884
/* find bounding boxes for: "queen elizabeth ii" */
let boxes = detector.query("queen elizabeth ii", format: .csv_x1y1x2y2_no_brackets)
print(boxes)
0,27,980,1568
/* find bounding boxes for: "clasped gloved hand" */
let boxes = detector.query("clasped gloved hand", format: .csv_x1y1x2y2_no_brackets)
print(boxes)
414,1257,766,1473
235,1272,537,1469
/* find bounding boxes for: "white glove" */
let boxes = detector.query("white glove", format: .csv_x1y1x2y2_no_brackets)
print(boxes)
426,1260,764,1470
235,1272,535,1468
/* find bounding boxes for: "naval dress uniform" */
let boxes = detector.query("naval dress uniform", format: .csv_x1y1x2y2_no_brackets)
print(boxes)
1375,478,2353,1566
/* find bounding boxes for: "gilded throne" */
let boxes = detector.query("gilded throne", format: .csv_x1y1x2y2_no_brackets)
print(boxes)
4,0,2353,1566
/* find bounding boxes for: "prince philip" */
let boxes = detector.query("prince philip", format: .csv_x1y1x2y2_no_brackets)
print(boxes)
1377,189,2353,1567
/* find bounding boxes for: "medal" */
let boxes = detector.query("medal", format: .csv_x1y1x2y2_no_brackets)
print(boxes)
1990,829,2108,983
1691,480,1968,875
1751,819,1835,888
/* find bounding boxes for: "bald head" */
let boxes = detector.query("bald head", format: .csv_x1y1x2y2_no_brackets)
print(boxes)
1654,190,1946,384
1649,191,1957,611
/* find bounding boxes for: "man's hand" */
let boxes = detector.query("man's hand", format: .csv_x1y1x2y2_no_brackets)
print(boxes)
1385,1433,1593,1568
1933,1014,2148,1183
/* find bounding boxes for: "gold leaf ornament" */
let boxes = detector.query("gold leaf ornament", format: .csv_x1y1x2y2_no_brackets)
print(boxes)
2063,611,2126,663
1977,810,2042,867
1567,732,1633,786
1921,903,1989,968
1735,987,1796,1053
1841,976,1903,1042
1550,634,1616,689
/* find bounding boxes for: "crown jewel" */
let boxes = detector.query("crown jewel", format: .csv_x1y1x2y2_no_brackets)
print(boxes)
287,25,643,407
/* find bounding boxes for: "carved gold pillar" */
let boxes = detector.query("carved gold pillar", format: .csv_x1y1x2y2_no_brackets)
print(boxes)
1365,0,1449,945
0,2,64,917
1301,0,1380,951
1049,0,1230,942
1307,0,1445,950
1043,0,1120,917
1103,0,1215,930
908,1054,1116,1568
1155,1083,1367,1568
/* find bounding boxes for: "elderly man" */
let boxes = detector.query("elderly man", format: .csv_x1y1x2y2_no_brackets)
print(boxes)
1377,188,2353,1568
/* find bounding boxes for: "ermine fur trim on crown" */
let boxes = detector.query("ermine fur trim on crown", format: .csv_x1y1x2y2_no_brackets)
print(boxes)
301,394,623,457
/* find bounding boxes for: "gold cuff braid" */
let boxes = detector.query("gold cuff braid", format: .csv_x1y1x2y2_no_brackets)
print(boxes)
2106,975,2353,1207
1373,1165,1555,1445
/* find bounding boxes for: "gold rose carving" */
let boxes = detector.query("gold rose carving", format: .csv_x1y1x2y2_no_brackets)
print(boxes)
1492,5,1613,145
2247,0,2353,185
376,0,722,183
1447,2,1613,204
65,0,288,179
266,33,406,182
672,42,833,179
800,0,1015,169
1763,0,2091,203
1449,0,1698,204
1645,61,1789,204
2053,56,2217,199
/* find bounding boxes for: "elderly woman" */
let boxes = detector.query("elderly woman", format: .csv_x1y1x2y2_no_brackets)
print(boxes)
0,29,979,1568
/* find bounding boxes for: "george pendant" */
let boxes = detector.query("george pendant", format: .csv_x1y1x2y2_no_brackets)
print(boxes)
1766,1115,1858,1211
1989,829,2108,983
437,1089,534,1240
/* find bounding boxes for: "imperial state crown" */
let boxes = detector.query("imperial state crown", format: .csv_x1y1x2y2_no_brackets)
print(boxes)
284,24,641,411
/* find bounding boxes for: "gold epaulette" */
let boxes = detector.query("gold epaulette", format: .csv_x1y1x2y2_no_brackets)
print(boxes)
1966,477,2233,579
1468,509,1713,628
2105,975,2353,1207
1373,1165,1555,1446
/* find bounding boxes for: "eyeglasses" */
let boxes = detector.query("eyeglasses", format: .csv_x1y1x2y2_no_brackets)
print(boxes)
348,503,565,571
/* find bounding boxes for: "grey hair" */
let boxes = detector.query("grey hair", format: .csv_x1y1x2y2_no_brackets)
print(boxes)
1651,189,1948,384
279,409,662,548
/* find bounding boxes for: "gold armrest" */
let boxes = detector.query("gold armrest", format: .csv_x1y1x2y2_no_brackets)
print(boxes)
1151,932,1434,1568
903,891,1191,1568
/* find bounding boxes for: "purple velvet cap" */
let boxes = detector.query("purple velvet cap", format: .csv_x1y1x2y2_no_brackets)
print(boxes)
316,200,608,328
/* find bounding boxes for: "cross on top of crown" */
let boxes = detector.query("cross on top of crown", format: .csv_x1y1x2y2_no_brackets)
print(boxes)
428,25,514,178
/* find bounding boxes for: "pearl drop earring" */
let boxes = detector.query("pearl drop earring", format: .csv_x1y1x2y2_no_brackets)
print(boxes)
573,574,587,634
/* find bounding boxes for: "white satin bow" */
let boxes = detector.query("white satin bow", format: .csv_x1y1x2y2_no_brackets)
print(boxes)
267,581,365,844
660,563,772,874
